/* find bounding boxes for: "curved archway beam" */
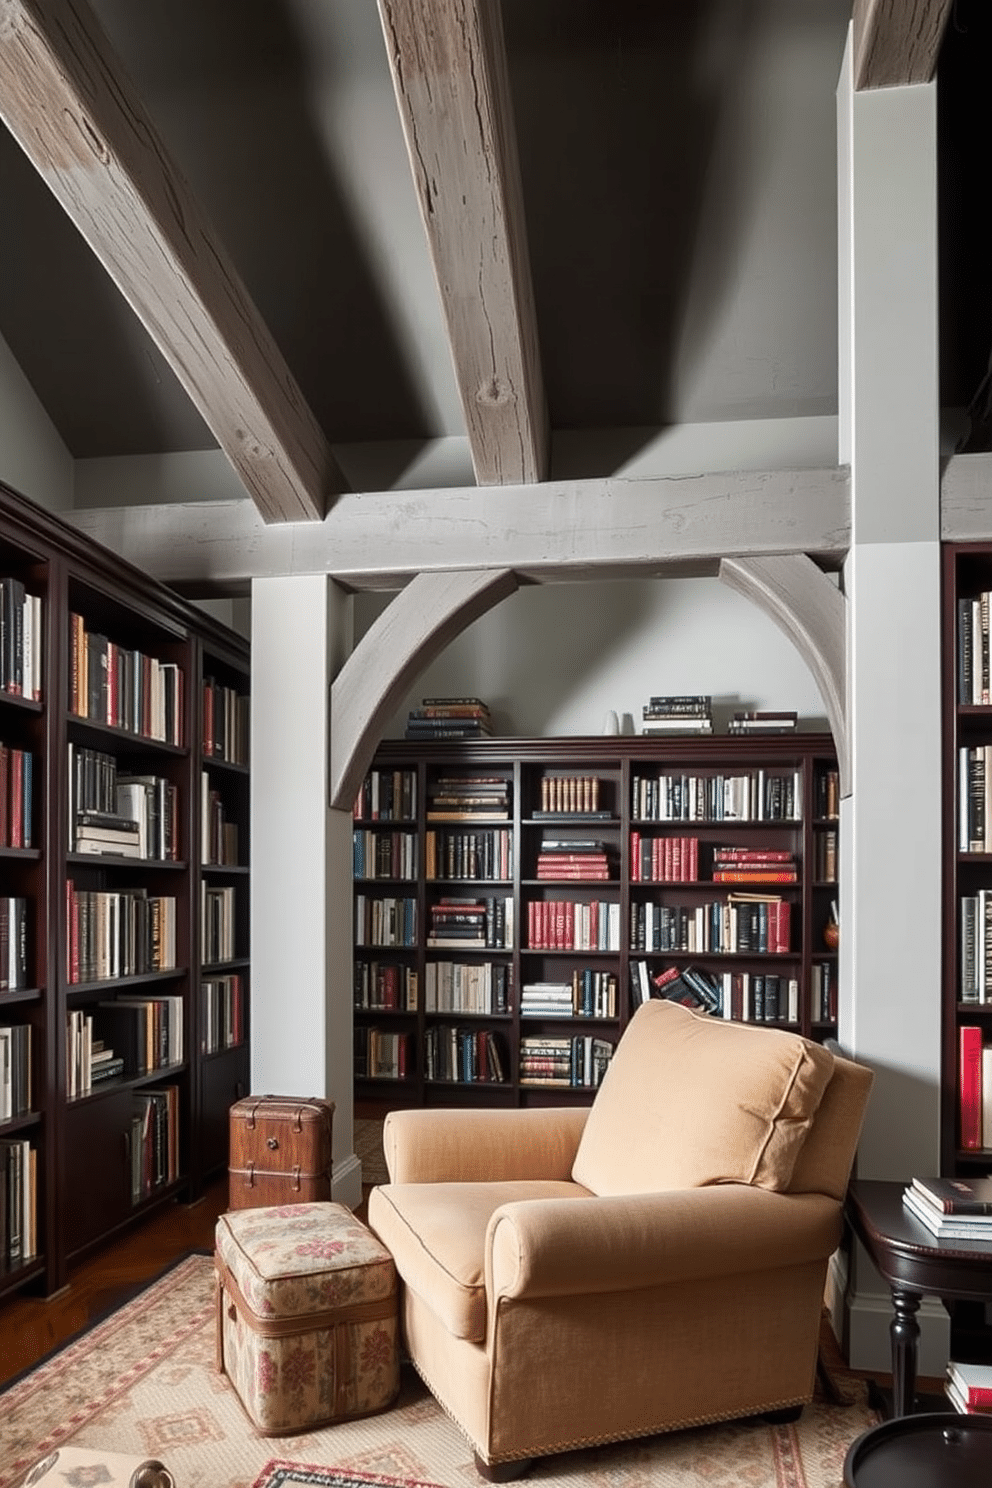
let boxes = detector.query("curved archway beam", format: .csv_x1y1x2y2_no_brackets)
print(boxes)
719,554,849,795
329,567,519,812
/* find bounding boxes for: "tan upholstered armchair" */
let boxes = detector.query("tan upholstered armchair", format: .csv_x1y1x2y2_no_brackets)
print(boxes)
368,999,873,1479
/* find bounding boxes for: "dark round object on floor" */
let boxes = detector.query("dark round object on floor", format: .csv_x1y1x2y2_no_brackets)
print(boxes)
844,1412,992,1487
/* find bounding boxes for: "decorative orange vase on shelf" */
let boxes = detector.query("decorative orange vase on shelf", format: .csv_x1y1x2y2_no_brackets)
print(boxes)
823,921,839,951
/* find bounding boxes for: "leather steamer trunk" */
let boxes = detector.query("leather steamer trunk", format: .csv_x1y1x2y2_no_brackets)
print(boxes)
215,1201,399,1433
228,1095,334,1209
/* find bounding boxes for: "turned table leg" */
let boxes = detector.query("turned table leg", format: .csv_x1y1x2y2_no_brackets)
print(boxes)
890,1286,922,1417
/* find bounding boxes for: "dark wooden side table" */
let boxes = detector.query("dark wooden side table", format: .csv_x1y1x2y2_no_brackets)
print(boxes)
845,1179,992,1417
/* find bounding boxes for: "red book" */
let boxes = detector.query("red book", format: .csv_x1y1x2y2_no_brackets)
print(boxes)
960,1025,984,1150
9,747,23,848
0,743,8,846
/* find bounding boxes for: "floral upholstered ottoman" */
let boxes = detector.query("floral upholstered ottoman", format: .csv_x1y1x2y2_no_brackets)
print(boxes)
215,1200,399,1434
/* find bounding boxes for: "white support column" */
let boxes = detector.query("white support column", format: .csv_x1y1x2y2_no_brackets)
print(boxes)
836,31,947,1371
250,575,362,1207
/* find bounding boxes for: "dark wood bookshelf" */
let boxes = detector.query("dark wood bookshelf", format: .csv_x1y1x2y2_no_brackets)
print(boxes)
353,733,839,1117
0,477,250,1299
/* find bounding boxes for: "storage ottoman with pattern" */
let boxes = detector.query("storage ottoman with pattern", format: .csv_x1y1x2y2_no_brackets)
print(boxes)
215,1200,399,1434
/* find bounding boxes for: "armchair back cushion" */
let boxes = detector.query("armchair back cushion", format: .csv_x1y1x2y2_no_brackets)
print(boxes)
571,999,835,1196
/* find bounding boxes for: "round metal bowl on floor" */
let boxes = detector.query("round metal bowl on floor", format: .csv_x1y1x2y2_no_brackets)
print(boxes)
844,1412,992,1488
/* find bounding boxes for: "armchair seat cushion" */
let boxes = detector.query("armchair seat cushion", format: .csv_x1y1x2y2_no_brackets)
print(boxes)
572,999,835,1196
368,1179,590,1341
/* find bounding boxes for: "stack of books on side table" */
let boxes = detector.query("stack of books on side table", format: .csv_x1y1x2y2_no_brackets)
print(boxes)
902,1175,992,1240
946,1359,992,1415
641,695,713,736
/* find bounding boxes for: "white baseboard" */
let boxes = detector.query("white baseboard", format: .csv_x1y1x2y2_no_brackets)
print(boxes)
332,1152,363,1210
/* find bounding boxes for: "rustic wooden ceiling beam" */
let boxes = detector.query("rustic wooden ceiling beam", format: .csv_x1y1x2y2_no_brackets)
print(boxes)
378,0,548,486
68,464,851,591
0,0,345,523
852,0,953,89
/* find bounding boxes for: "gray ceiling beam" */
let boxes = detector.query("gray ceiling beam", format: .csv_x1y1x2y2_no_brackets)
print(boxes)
68,464,851,591
851,0,953,90
941,451,992,540
378,0,548,486
0,0,345,523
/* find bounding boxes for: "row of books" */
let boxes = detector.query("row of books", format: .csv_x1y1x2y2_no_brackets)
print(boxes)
519,1034,614,1087
202,772,240,867
958,744,992,852
425,959,511,1014
521,972,617,1019
426,773,510,821
353,768,417,823
632,770,802,823
354,1026,410,1080
353,958,419,1012
535,775,607,815
957,593,992,706
424,1025,506,1083
353,828,417,881
629,896,791,955
0,743,32,848
69,613,183,745
202,883,237,964
202,973,245,1054
65,886,177,983
355,894,418,948
526,898,622,952
0,1137,36,1269
68,997,184,1097
0,1023,30,1120
129,1088,180,1204
535,840,611,880
959,1025,992,1150
69,745,178,860
630,960,801,1023
426,895,513,949
0,578,42,703
202,677,249,766
405,697,493,741
425,828,512,882
0,897,28,991
959,889,992,1003
641,695,713,736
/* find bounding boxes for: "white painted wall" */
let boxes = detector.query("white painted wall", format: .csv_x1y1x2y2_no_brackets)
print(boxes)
0,331,73,511
358,574,831,740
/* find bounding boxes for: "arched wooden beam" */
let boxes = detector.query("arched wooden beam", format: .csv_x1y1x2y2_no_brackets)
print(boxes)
719,555,849,796
329,567,519,811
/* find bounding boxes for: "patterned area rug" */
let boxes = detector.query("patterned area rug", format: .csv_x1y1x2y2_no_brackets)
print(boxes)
0,1254,876,1488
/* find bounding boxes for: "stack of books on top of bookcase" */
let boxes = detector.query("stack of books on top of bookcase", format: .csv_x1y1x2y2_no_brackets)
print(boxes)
405,697,493,740
902,1176,992,1239
641,695,713,735
946,1359,992,1415
727,710,798,735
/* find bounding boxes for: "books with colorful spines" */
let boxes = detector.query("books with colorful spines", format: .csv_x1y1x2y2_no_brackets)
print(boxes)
713,848,794,862
910,1176,992,1214
946,1360,992,1412
902,1184,992,1239
713,868,797,883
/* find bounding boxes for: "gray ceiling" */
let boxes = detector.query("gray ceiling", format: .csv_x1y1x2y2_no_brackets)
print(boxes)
0,0,986,469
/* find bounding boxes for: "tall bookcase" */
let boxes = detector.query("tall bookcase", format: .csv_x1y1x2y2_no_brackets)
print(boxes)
0,479,250,1300
352,734,840,1114
942,544,992,1177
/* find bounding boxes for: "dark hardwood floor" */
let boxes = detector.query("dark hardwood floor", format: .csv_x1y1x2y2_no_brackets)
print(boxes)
0,1175,230,1389
0,1178,373,1390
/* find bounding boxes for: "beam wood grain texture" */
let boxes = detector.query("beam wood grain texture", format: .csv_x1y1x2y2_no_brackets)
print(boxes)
0,0,344,522
378,0,548,486
68,465,851,590
852,0,953,89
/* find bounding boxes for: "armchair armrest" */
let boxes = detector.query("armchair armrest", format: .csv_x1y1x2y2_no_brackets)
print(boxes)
383,1105,589,1184
488,1184,842,1301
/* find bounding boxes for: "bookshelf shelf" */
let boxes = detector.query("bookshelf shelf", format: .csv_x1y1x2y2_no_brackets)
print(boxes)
0,477,250,1299
354,734,839,1115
